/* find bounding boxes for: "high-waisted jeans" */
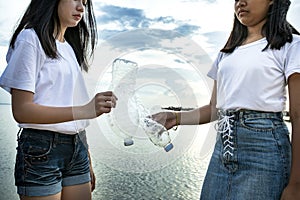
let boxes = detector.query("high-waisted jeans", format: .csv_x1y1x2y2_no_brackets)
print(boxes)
200,110,291,200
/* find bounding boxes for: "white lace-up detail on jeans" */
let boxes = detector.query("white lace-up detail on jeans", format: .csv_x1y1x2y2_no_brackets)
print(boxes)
216,111,235,158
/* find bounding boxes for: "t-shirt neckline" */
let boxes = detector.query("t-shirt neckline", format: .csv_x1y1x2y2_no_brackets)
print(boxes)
237,37,266,50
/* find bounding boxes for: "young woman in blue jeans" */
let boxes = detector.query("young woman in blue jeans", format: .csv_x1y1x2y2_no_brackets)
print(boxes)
153,0,300,199
0,0,117,199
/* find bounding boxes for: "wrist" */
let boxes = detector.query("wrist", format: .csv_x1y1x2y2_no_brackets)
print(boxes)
174,112,180,126
73,105,91,120
172,112,180,131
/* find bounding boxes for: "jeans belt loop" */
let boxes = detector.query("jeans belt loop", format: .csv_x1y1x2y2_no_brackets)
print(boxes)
53,133,59,148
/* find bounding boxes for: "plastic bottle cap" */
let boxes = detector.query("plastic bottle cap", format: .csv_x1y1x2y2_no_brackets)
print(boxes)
124,138,134,146
164,143,173,152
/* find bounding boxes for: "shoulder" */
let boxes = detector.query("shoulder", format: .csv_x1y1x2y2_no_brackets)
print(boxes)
291,34,300,44
292,34,300,40
13,28,45,55
274,34,300,56
14,28,45,55
17,29,38,41
215,52,226,64
7,28,46,63
16,28,40,46
285,34,300,49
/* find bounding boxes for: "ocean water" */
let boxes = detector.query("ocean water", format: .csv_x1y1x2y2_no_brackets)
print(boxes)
0,104,213,200
0,105,19,200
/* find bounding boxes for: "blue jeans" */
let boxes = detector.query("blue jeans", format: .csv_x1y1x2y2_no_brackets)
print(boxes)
15,128,91,197
200,110,291,200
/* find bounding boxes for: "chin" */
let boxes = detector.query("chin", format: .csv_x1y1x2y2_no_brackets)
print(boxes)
69,22,79,28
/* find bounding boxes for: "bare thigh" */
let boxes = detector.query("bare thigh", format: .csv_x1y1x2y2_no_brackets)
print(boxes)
19,183,91,200
61,182,91,200
20,193,61,200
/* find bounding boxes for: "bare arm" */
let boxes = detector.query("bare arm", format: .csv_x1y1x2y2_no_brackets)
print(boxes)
11,89,117,124
152,81,217,129
281,73,300,199
288,73,300,183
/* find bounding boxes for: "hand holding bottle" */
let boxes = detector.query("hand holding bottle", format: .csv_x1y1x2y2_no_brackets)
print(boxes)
151,111,179,130
141,117,174,152
75,91,118,120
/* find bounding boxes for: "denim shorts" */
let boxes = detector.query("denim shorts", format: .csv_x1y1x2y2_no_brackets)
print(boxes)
200,110,291,200
15,128,91,197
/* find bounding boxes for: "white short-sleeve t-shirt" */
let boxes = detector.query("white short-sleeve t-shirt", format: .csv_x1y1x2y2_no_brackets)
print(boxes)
0,29,90,134
208,35,300,112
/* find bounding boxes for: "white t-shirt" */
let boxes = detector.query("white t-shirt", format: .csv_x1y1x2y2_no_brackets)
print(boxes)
208,35,300,112
0,29,90,134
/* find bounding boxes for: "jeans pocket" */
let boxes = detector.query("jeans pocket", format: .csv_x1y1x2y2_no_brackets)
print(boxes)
20,135,52,164
241,117,275,132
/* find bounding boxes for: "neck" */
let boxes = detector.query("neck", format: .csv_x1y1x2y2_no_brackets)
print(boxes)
243,20,266,45
53,27,66,42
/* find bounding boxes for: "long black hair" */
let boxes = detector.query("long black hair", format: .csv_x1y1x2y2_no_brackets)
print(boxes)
221,0,299,53
9,0,97,72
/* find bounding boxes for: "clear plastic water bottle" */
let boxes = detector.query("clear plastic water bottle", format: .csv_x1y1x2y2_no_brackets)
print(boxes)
109,58,174,151
110,58,139,146
141,117,174,152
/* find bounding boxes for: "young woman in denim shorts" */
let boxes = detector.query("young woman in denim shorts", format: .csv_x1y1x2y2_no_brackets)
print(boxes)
0,0,117,199
153,0,300,199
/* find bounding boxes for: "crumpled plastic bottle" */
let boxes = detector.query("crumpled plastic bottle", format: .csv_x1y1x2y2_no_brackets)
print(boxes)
141,117,174,152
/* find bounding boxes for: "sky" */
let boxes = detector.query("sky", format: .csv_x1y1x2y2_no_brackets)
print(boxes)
0,0,300,108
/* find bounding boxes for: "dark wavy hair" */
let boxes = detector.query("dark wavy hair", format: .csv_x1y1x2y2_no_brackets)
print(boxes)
221,0,299,53
9,0,97,72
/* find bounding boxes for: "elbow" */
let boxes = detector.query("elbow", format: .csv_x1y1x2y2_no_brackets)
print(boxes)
12,105,31,124
11,89,36,123
13,110,28,124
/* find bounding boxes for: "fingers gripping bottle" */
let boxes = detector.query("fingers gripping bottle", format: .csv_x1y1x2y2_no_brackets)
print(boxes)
135,95,174,152
141,117,174,152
